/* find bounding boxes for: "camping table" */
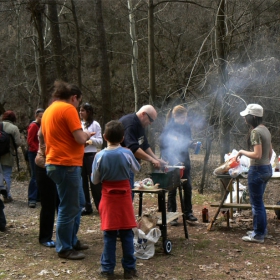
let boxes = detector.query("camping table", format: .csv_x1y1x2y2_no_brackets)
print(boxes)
208,173,280,230
133,180,188,254
215,174,246,218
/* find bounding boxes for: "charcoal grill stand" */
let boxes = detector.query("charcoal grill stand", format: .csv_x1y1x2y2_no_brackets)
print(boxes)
133,180,188,254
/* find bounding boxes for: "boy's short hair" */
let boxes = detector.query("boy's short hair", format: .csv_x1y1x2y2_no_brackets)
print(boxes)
104,120,124,143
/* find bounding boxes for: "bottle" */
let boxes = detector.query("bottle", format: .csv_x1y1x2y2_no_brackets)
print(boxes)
275,156,280,172
202,207,209,223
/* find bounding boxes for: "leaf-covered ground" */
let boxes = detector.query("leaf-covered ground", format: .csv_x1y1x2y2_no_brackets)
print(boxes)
1,157,280,280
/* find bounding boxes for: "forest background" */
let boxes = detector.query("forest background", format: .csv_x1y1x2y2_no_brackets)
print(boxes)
1,0,280,193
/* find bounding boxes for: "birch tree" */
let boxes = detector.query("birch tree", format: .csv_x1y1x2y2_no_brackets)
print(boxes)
127,0,139,112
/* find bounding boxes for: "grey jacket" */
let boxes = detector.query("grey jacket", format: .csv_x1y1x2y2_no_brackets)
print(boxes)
0,121,21,166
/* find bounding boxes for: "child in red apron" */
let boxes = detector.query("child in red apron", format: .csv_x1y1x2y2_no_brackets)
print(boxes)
91,120,141,279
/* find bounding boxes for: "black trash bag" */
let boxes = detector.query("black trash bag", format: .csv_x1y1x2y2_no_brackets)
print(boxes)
275,201,280,219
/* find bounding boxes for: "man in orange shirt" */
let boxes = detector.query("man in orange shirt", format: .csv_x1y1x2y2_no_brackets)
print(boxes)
41,80,93,260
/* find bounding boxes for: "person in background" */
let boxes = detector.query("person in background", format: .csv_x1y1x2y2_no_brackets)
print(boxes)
41,80,93,260
160,105,198,225
35,127,59,248
119,105,166,193
27,108,44,208
0,164,6,231
0,111,21,203
236,104,272,243
79,103,103,215
91,120,141,279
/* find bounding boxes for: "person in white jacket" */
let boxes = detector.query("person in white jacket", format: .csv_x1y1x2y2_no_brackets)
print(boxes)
79,103,103,215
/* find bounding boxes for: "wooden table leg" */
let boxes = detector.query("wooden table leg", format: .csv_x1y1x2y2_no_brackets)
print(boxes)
207,178,234,231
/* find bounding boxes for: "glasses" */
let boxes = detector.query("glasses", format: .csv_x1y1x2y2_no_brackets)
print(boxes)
145,112,154,123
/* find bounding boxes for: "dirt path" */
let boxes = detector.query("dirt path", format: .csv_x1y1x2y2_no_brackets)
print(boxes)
1,171,280,279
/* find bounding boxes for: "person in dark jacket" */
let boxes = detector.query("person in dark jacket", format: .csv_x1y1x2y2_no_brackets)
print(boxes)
35,127,59,247
119,105,166,194
160,105,198,224
27,108,44,208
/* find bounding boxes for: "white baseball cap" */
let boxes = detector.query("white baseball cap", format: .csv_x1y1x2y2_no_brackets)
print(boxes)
240,104,263,117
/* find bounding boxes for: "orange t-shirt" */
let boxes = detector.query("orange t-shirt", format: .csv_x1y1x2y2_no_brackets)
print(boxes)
41,101,84,166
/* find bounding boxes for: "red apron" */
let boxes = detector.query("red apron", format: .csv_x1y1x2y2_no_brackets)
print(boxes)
99,180,136,231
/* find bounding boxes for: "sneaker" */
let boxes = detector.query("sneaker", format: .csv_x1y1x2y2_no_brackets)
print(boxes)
247,231,268,238
0,187,7,197
99,268,114,279
73,240,89,250
170,219,178,226
40,240,56,248
58,249,85,260
124,269,138,279
81,208,93,216
0,226,6,232
186,214,198,222
4,196,13,203
242,235,264,243
100,271,114,279
28,201,36,208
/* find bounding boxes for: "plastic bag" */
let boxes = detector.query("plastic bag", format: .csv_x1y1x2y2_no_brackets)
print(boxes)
133,227,161,259
228,164,244,178
137,214,157,235
213,157,240,175
225,182,247,210
134,178,159,190
271,149,276,168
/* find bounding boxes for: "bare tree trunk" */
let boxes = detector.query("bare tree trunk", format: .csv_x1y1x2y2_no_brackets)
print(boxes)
70,0,82,88
48,0,68,81
216,0,231,193
148,0,155,105
28,1,48,108
127,0,139,112
199,136,212,194
216,0,230,162
94,0,112,136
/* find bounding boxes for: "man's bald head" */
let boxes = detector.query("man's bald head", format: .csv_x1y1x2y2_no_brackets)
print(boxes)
136,105,157,127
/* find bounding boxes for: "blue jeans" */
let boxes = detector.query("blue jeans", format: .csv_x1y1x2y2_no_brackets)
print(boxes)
1,165,12,198
101,229,136,273
248,165,272,239
46,165,85,253
28,151,38,202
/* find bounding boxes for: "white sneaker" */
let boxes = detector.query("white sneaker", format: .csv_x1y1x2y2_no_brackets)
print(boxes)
242,235,264,243
246,231,268,238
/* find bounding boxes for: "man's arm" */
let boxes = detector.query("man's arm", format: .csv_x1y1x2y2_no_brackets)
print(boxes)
134,147,166,168
72,129,94,144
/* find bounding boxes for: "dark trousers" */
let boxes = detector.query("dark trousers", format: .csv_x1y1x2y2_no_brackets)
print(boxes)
168,167,193,215
82,153,102,211
35,164,59,243
28,151,39,202
0,199,6,231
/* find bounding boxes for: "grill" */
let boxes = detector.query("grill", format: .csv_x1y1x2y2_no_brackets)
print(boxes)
150,168,181,190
